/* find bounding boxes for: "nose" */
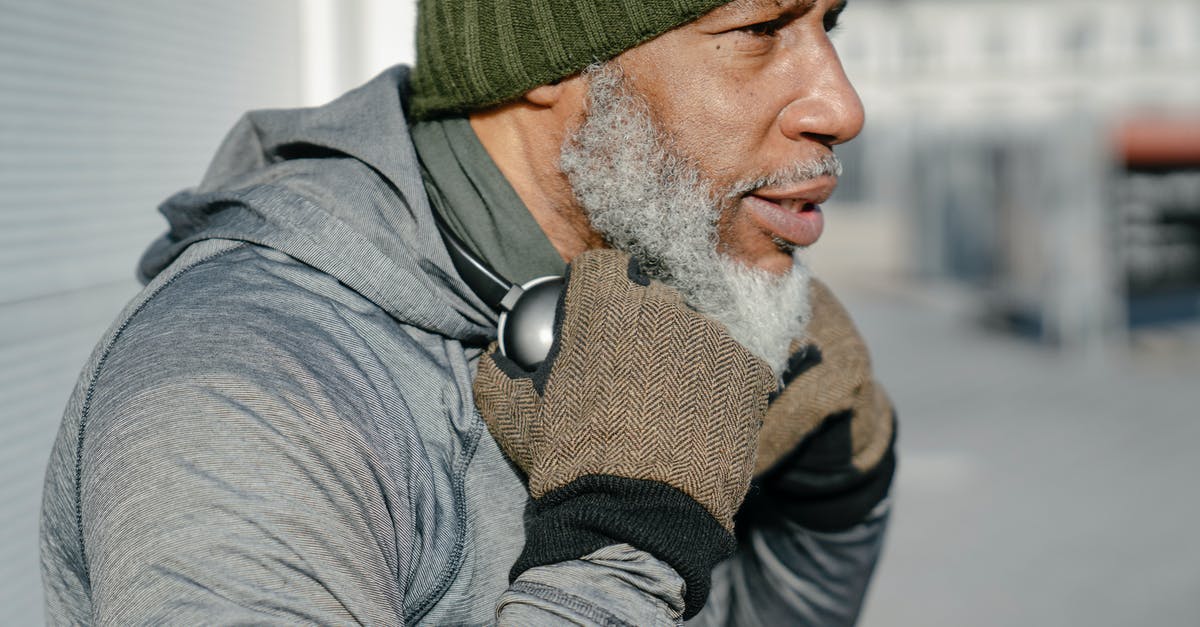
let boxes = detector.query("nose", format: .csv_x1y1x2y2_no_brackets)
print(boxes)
777,40,865,147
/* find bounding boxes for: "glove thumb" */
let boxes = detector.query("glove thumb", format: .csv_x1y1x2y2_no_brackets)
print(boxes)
474,342,543,471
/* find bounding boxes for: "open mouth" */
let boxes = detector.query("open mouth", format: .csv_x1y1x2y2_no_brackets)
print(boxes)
744,194,825,248
771,198,820,214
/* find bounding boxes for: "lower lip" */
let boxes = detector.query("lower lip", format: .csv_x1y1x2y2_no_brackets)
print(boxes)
744,195,824,248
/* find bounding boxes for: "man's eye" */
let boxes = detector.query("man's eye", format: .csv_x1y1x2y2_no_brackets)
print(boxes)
739,17,784,37
823,6,845,32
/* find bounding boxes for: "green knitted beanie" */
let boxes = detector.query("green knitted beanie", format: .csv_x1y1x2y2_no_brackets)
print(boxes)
409,0,731,120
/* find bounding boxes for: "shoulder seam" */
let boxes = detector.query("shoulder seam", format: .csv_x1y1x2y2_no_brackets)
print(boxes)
73,242,250,588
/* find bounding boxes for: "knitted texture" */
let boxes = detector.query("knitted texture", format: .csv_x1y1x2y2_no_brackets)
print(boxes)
754,279,896,476
474,249,776,531
514,475,736,618
409,0,731,119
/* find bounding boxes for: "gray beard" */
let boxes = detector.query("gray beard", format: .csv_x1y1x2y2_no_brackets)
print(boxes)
559,63,840,375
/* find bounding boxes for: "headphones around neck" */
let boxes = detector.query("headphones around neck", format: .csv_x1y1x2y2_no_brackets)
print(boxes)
433,216,563,371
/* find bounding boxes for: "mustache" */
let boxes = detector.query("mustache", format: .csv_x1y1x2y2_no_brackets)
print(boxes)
723,153,843,200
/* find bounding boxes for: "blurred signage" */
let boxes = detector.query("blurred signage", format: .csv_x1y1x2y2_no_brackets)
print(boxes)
1114,117,1200,325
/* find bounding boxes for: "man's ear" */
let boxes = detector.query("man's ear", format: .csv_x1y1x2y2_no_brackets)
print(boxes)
524,82,565,107
524,74,588,110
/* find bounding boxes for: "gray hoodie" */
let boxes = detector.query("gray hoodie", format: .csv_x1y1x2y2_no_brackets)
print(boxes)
40,66,886,626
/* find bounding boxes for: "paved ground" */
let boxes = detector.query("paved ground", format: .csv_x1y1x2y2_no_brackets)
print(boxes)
840,281,1200,627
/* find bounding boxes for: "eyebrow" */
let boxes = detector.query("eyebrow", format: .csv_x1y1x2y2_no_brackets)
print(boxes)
722,0,819,16
699,0,847,29
714,0,844,22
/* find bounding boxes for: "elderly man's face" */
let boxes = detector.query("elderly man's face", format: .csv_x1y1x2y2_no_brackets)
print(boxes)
554,0,860,370
594,0,862,276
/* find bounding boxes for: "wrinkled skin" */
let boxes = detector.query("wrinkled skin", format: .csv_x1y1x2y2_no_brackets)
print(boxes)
471,0,864,274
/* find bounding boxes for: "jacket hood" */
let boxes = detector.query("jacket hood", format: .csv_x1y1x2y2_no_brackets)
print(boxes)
139,66,494,343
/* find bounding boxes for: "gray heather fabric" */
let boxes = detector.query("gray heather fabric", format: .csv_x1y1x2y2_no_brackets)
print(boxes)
693,501,891,626
41,65,888,626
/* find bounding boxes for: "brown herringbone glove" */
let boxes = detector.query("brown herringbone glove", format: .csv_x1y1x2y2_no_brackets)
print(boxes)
474,248,776,617
745,279,897,531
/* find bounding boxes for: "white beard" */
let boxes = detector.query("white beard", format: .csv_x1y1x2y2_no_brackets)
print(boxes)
559,63,840,375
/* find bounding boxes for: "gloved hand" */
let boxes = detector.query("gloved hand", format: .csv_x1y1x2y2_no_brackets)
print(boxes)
474,248,776,618
742,279,897,532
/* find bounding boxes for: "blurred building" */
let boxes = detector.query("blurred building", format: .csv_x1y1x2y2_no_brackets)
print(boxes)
826,0,1200,351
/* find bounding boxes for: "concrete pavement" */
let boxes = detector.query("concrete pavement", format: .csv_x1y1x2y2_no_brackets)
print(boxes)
840,281,1200,627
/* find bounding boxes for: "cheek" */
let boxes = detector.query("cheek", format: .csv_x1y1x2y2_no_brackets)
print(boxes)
642,73,770,180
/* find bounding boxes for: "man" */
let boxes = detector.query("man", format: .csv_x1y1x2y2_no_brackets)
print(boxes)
41,0,896,624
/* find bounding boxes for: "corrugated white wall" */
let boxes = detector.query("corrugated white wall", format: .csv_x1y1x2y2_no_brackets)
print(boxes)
0,0,419,619
0,1,307,621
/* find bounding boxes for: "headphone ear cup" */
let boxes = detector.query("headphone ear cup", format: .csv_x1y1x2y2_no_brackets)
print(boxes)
498,276,564,371
433,216,564,369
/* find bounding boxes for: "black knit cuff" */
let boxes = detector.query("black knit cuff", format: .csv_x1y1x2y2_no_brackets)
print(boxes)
512,475,736,619
741,415,898,533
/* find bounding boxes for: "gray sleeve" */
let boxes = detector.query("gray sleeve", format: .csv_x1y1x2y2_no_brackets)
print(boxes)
497,544,686,626
79,351,410,624
492,500,889,627
688,500,891,627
